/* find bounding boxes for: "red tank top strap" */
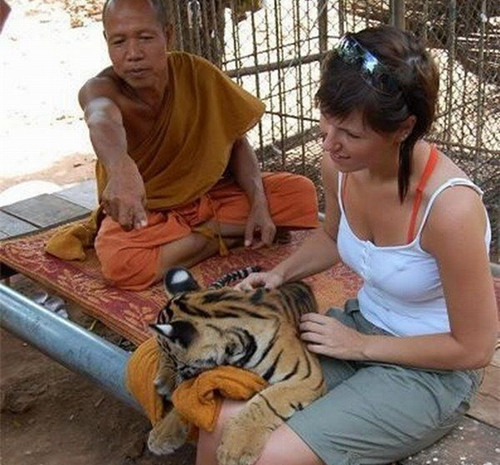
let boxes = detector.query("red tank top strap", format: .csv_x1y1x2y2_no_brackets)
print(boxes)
406,145,439,243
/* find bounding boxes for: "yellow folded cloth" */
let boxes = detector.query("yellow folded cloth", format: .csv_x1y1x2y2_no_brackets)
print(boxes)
126,337,268,431
126,337,165,425
45,207,103,261
172,365,268,432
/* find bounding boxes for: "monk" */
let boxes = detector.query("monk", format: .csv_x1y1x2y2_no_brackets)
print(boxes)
0,0,10,33
47,0,318,291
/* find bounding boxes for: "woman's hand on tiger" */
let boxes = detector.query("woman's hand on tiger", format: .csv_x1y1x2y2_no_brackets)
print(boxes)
299,313,367,360
235,271,284,290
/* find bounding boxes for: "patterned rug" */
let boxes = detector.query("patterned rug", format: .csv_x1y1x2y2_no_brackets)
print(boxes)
0,225,362,345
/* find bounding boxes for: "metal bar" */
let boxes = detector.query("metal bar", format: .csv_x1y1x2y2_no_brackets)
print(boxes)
230,0,242,74
273,0,286,166
473,0,487,182
249,2,264,165
444,0,457,143
226,52,326,79
338,0,345,36
296,0,306,172
318,0,328,53
0,283,142,412
263,3,274,169
391,0,406,30
201,0,212,62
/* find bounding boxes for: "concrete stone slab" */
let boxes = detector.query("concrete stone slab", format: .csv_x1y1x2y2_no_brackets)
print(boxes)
468,353,500,428
400,416,500,465
53,180,98,210
0,210,38,238
2,194,90,229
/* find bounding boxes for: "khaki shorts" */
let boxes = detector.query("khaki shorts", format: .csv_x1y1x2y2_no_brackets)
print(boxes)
287,300,483,465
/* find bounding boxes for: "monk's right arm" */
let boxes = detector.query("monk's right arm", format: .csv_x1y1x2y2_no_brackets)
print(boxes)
79,83,147,231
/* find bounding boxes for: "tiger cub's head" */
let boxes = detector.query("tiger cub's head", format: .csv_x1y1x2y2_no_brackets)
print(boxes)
150,267,316,382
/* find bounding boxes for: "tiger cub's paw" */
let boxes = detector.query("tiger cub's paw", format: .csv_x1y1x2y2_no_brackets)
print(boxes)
216,423,266,465
147,410,189,456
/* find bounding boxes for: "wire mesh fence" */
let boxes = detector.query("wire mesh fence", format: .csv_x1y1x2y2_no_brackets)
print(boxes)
167,0,500,260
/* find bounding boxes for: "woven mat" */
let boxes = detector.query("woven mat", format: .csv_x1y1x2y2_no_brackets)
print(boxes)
0,225,363,345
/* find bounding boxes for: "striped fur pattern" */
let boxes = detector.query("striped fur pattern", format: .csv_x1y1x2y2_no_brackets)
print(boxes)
148,267,326,465
208,265,262,289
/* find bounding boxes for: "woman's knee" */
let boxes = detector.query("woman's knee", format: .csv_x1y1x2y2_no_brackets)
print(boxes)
253,424,324,465
197,401,322,465
197,400,246,465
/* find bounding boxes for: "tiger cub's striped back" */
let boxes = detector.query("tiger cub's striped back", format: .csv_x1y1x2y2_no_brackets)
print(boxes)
148,267,326,465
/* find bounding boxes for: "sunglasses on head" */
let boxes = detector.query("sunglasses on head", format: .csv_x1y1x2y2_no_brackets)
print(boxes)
334,35,400,95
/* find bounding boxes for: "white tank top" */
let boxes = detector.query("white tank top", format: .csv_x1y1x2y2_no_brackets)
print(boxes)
337,175,492,336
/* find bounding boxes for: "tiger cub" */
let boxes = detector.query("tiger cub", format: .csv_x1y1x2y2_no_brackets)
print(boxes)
148,267,326,465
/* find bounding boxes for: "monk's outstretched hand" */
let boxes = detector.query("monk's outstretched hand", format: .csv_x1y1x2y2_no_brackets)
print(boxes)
102,156,148,232
244,202,276,248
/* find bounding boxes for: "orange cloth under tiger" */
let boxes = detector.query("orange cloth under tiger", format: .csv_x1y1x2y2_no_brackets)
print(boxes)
126,337,268,432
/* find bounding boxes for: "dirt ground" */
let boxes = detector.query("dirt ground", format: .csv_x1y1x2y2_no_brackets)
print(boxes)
0,281,196,465
0,1,197,463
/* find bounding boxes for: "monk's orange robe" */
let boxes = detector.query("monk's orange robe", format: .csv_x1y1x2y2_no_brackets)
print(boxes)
96,173,318,290
46,53,319,288
96,52,266,211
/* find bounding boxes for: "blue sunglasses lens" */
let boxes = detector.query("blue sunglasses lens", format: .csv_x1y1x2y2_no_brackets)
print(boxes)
335,36,399,94
362,54,379,73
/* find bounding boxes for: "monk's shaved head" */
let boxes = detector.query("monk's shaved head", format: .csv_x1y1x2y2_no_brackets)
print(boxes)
102,0,170,29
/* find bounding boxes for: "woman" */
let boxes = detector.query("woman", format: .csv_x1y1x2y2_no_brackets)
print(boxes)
196,25,498,465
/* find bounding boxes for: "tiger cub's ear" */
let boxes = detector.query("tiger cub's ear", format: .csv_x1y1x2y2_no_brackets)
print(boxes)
150,321,198,348
163,267,201,297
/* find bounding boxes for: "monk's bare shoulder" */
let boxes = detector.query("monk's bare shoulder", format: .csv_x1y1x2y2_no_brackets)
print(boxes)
78,67,124,111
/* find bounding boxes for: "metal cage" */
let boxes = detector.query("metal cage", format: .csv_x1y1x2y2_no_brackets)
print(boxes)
167,0,500,259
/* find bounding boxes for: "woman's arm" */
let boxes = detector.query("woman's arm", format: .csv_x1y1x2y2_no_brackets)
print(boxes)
301,186,498,370
273,154,342,281
238,153,342,289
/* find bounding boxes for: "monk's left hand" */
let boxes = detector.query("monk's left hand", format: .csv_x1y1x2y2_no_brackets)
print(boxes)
300,313,367,361
244,201,276,248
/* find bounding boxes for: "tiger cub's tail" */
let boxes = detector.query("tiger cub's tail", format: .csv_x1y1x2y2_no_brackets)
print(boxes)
208,266,261,289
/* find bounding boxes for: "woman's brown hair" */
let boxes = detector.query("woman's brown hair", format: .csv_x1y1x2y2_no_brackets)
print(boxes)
316,25,440,201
